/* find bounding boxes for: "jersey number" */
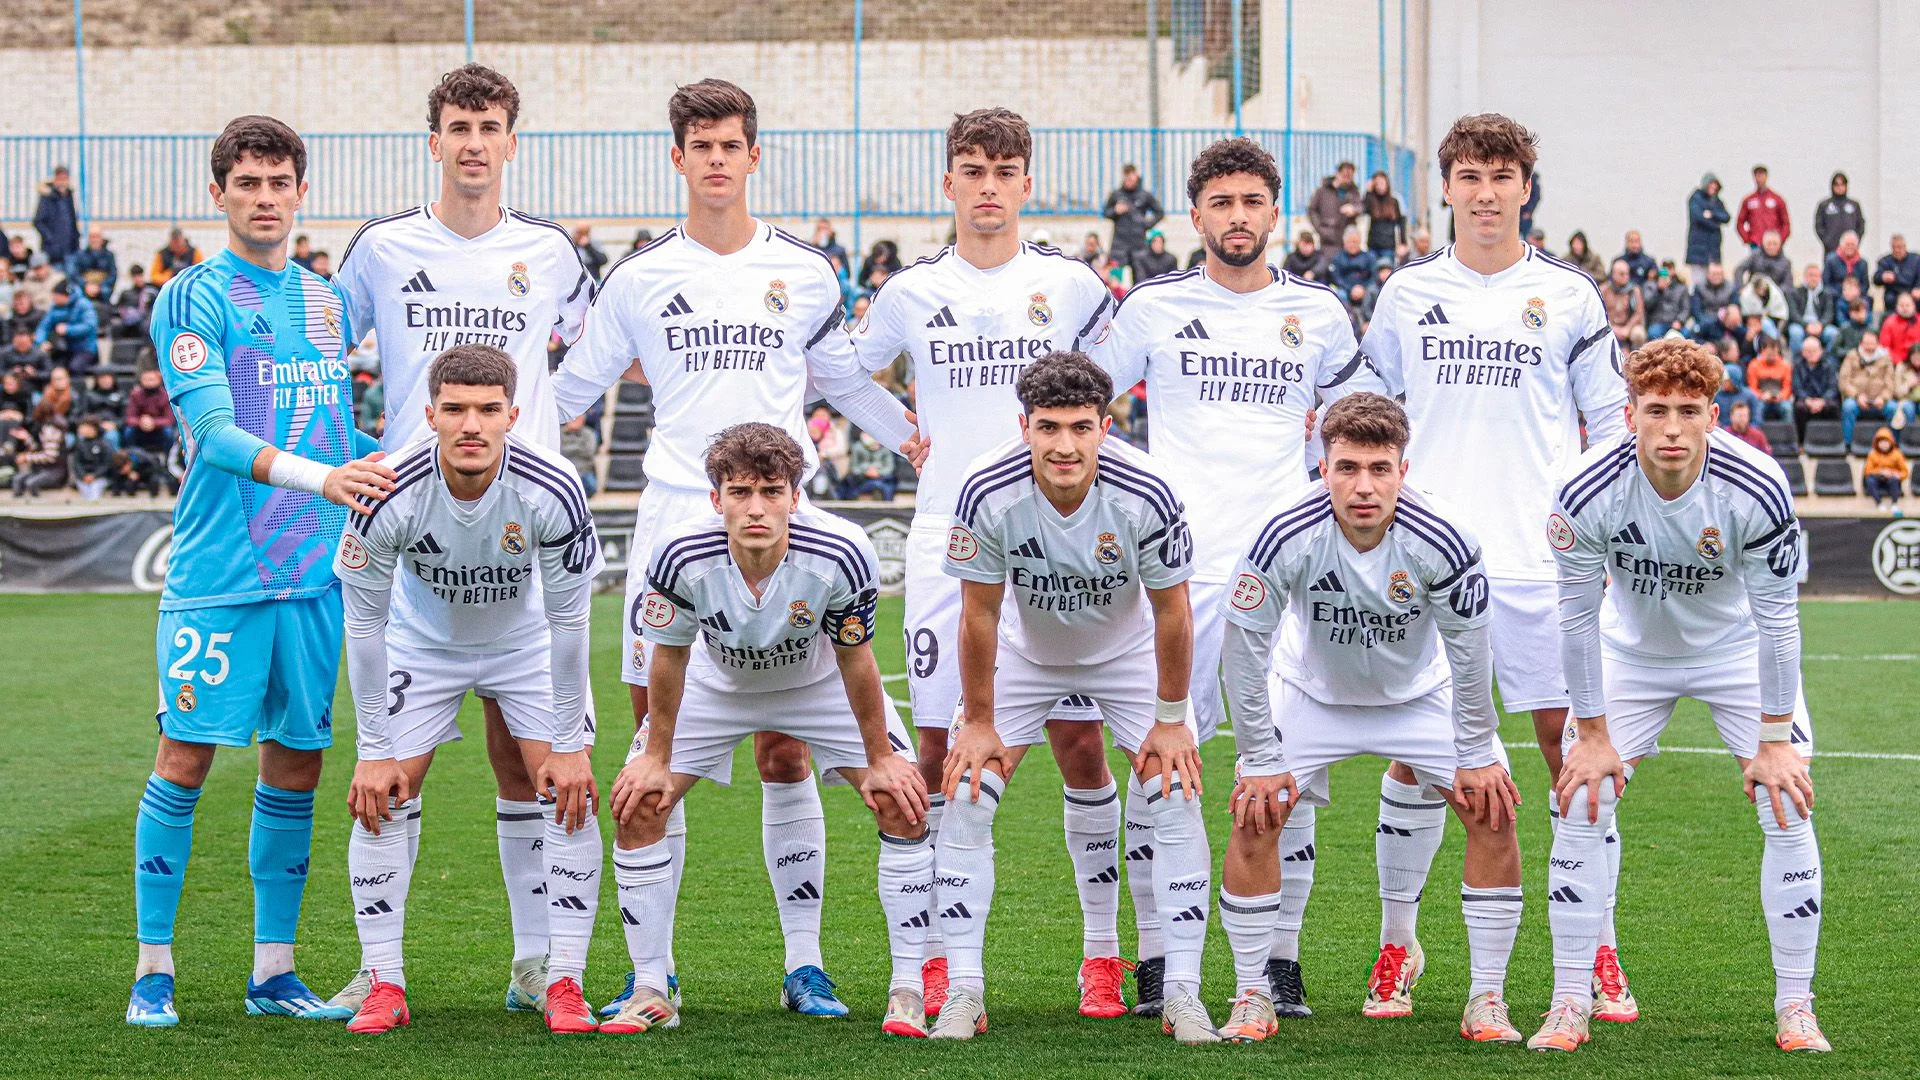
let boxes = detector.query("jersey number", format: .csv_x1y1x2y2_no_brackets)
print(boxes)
389,670,413,714
909,627,939,679
167,629,232,686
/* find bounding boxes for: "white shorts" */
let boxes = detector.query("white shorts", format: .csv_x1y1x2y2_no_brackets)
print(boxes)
959,636,1197,755
904,522,1101,731
383,639,596,761
1487,575,1571,713
1189,578,1229,744
1561,655,1816,763
1264,676,1459,805
623,673,915,786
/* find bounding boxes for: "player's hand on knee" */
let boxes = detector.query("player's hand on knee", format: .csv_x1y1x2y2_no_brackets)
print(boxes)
1230,772,1294,833
1136,723,1202,800
942,721,1008,803
324,451,399,514
861,753,929,826
348,758,410,835
1555,730,1625,823
1452,764,1520,831
538,748,599,834
612,755,673,825
1744,742,1814,828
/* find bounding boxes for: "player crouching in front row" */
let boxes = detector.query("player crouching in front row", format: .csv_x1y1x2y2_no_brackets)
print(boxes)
607,423,931,1037
1215,393,1526,1045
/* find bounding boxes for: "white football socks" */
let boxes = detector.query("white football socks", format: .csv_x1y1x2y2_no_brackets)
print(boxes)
761,779,826,974
1141,772,1210,1000
665,800,686,979
876,830,936,992
350,797,418,987
1376,774,1447,947
1547,769,1624,1007
1272,804,1316,962
1601,817,1621,950
1461,882,1523,997
614,840,676,994
405,794,423,869
496,798,549,962
1220,889,1280,994
1123,781,1162,960
922,792,946,957
541,796,603,985
1758,796,1821,1009
1063,781,1121,959
935,771,1004,995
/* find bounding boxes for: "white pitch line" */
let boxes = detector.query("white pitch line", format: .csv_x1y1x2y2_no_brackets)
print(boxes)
882,673,909,683
1506,740,1920,762
1803,653,1917,662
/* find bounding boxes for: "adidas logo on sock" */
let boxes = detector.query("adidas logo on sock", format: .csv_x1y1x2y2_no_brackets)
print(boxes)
940,902,972,920
286,859,309,877
358,899,393,917
786,881,821,902
1549,886,1584,904
1783,898,1820,919
1283,843,1316,863
1125,844,1154,862
621,908,641,926
137,856,174,876
1309,570,1344,593
1377,824,1412,837
925,305,958,329
1172,318,1209,340
1169,905,1206,923
900,911,932,929
1087,866,1120,884
552,895,589,911
400,269,436,294
408,533,444,555
659,292,692,318
1610,521,1647,546
1010,536,1045,560
532,883,547,895
1415,303,1449,326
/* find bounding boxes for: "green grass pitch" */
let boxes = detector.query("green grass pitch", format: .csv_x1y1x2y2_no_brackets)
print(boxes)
2,593,1913,1078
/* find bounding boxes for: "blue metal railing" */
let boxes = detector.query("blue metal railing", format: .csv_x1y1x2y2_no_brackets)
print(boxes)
0,129,1417,226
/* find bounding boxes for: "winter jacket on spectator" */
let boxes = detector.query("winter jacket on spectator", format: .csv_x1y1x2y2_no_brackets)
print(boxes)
33,182,78,266
1875,250,1920,309
1794,352,1841,410
17,419,65,469
1824,250,1871,300
1864,427,1910,485
150,242,202,286
1600,279,1646,337
1617,250,1657,285
1692,277,1738,325
1,342,38,380
1716,379,1762,423
1565,234,1606,281
1308,176,1361,249
1736,248,1793,294
70,432,112,483
125,380,172,430
1814,194,1865,255
1327,248,1377,293
1648,279,1692,332
82,376,125,422
1739,279,1789,325
34,296,99,357
1364,191,1406,254
1746,351,1793,403
113,281,155,337
68,242,117,294
1687,183,1732,267
1736,185,1790,247
0,377,32,419
1102,182,1164,261
1788,284,1836,328
1727,417,1771,454
1879,310,1920,365
1840,346,1912,403
1130,246,1178,284
1282,244,1325,281
1834,320,1869,359
559,423,598,481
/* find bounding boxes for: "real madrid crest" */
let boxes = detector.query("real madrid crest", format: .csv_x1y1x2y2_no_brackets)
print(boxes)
788,600,815,629
838,621,865,645
176,682,198,713
501,521,527,556
1095,531,1122,565
765,279,790,314
1696,526,1723,560
1388,570,1414,604
508,261,531,298
1280,313,1304,349
1522,296,1547,330
322,304,341,339
1028,292,1052,327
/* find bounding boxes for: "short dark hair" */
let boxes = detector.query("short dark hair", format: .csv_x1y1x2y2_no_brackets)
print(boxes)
946,107,1032,170
1437,113,1539,182
1016,351,1112,414
1319,392,1410,454
1187,137,1280,205
50,277,70,297
427,343,517,402
669,79,758,148
704,421,804,489
428,64,520,132
211,115,307,189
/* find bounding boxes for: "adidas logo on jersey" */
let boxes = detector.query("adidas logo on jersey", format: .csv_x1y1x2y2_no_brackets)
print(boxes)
248,313,274,342
1169,905,1206,923
1172,318,1209,340
659,293,692,318
700,611,733,633
925,305,958,329
1309,570,1345,593
400,270,437,294
408,533,444,556
1010,536,1046,560
1610,521,1647,546
787,881,821,902
1415,304,1449,326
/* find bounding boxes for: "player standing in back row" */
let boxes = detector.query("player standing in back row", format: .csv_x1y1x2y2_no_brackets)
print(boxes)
1359,113,1635,1020
1089,136,1382,1019
329,63,597,1017
848,108,1128,1019
550,79,921,1019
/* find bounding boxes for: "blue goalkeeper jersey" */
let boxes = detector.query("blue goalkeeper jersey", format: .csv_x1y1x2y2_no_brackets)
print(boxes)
150,248,359,610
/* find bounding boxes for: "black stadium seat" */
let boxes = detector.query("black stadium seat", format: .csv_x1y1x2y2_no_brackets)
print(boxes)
1760,419,1798,455
1801,419,1846,459
603,453,648,491
1811,460,1857,497
1773,454,1806,497
616,381,653,408
609,415,651,453
1901,424,1920,456
1849,426,1880,457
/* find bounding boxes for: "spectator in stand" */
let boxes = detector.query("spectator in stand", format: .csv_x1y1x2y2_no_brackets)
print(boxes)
809,218,848,275
1102,164,1163,274
68,225,116,294
1837,276,1872,326
69,416,112,499
3,329,37,382
1647,262,1692,338
35,365,78,426
33,166,79,268
307,251,331,280
1103,261,1128,302
1526,228,1548,252
112,262,154,342
1564,230,1604,280
291,234,314,271
1360,259,1393,326
1408,226,1434,261
1282,230,1324,280
123,367,173,454
841,429,896,501
856,239,901,292
1835,297,1873,357
572,224,607,283
1745,335,1793,420
1725,400,1771,454
18,255,55,310
150,228,201,286
1813,171,1865,257
1863,427,1909,512
1737,229,1793,293
10,413,67,496
1792,336,1841,441
1740,270,1789,329
0,261,15,312
1328,227,1375,293
1840,328,1917,444
805,404,848,499
6,234,32,277
1737,307,1780,364
34,278,98,377
1617,230,1657,285
354,371,384,437
1518,169,1541,239
1715,355,1762,425
559,413,599,497
1787,262,1838,354
845,294,870,333
626,228,654,258
1075,232,1104,268
0,370,32,424
82,369,124,426
109,447,164,497
1688,172,1732,281
1874,233,1920,311
1131,229,1178,284
1308,161,1362,251
1601,258,1647,348
1691,262,1737,341
1736,164,1789,249
1824,231,1870,304
1363,171,1405,262
1880,291,1920,367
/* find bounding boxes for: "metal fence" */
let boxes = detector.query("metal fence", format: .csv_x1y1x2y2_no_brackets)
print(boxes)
0,128,1415,227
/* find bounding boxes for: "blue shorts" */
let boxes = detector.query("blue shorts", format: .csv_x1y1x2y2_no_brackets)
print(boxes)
154,590,343,751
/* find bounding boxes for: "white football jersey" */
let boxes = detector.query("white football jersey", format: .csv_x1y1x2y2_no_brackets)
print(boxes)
1362,245,1628,580
1224,486,1491,707
945,435,1193,667
852,243,1113,526
1549,429,1801,713
640,507,881,694
333,205,593,452
334,435,603,653
1091,264,1383,581
552,222,865,491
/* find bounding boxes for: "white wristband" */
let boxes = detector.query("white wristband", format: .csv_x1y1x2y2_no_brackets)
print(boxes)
267,451,331,495
1758,720,1794,743
1154,697,1190,726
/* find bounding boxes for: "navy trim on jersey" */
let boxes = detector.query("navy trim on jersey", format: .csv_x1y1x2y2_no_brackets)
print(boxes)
355,447,438,527
788,539,870,594
1318,349,1371,388
650,531,732,603
1705,441,1795,529
1282,269,1343,301
564,270,593,307
771,225,840,276
864,247,952,310
1532,247,1609,303
954,449,1034,524
1393,496,1476,574
1249,491,1334,571
806,306,842,350
503,441,592,537
1095,453,1181,525
1108,266,1201,318
1567,325,1611,368
1559,441,1636,518
507,208,577,252
1074,292,1113,346
789,521,875,590
1378,245,1448,286
597,227,682,294
339,206,425,268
